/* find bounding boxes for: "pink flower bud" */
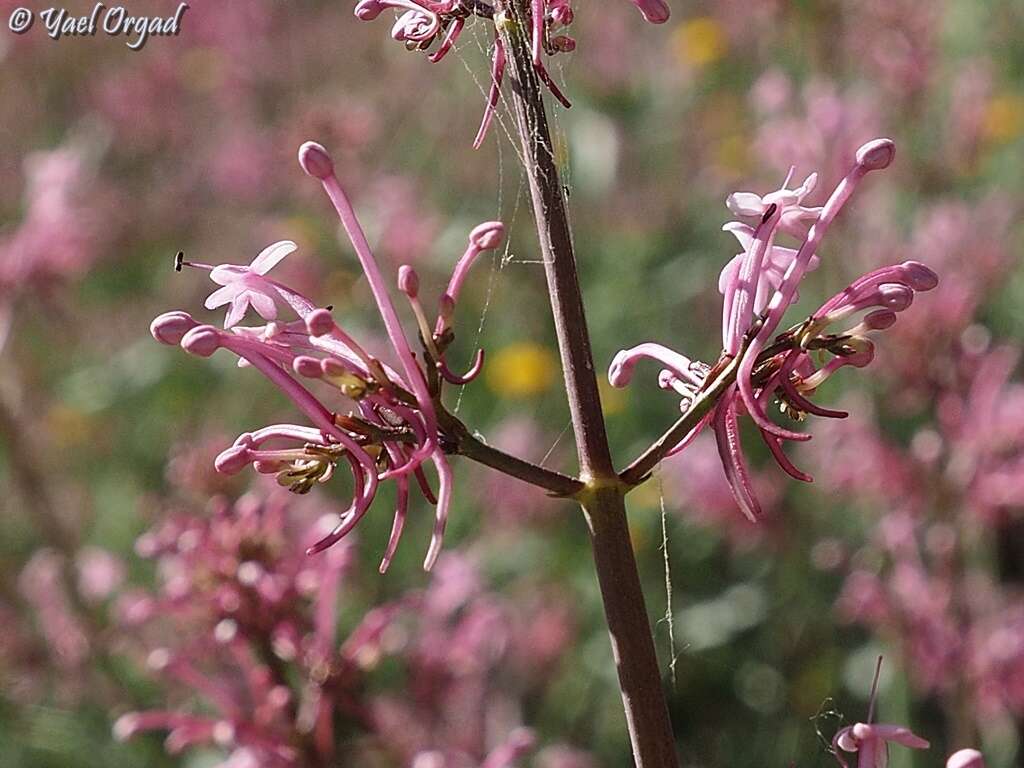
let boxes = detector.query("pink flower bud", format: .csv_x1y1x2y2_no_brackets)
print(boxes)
293,355,324,378
630,0,669,23
214,444,251,475
150,311,198,345
298,141,335,180
180,325,222,357
902,260,939,291
306,308,335,337
469,221,506,250
864,309,898,330
551,6,573,25
353,0,384,19
112,714,141,742
608,349,638,388
398,264,420,297
877,283,914,312
947,749,985,768
856,138,896,171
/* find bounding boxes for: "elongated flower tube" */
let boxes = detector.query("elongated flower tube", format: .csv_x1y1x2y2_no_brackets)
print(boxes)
353,0,668,146
151,142,502,571
609,139,938,521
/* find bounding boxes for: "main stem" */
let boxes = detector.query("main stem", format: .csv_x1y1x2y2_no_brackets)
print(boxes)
492,4,679,765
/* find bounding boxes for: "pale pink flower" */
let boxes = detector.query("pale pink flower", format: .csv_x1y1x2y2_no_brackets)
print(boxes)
182,241,315,329
611,139,939,521
153,142,503,571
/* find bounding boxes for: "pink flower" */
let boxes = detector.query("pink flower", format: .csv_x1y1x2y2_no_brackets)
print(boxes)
153,142,502,572
353,0,667,146
834,723,929,768
947,749,985,768
832,658,929,768
183,241,315,329
610,139,939,521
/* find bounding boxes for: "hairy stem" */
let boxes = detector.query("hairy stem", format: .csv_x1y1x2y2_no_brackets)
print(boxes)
492,3,679,765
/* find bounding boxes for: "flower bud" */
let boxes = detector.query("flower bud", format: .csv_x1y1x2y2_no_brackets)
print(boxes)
112,714,140,742
551,6,573,25
901,260,939,291
180,325,222,357
150,311,197,345
398,264,420,297
215,444,251,475
353,0,384,19
293,355,324,378
469,221,506,251
631,0,670,24
607,349,637,388
856,138,896,171
877,283,914,312
863,309,898,330
306,308,335,337
298,141,335,180
947,749,985,768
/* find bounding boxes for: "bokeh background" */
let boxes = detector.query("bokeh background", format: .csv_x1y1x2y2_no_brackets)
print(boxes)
2,0,1023,766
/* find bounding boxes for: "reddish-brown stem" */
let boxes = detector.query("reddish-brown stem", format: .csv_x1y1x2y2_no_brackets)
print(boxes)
492,4,680,765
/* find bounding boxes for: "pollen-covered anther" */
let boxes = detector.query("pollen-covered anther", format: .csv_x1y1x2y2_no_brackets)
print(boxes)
320,358,369,399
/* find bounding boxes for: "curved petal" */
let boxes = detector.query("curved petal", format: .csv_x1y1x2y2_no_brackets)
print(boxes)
246,290,278,321
204,284,240,310
250,240,297,275
209,264,248,286
726,192,765,218
223,298,250,329
869,724,930,750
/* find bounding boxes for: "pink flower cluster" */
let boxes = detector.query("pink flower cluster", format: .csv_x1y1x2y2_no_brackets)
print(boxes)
113,491,585,767
352,0,668,147
610,139,939,520
151,142,505,571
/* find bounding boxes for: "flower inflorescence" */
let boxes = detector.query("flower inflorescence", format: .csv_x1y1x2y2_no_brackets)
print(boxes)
352,0,669,148
610,139,940,520
152,142,505,572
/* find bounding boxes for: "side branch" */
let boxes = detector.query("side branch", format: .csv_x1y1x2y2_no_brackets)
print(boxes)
438,407,585,497
619,356,740,486
619,325,804,486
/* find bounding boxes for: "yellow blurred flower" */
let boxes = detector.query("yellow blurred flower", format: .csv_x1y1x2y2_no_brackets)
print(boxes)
673,17,727,68
487,342,557,398
45,404,94,449
983,93,1024,144
599,378,627,416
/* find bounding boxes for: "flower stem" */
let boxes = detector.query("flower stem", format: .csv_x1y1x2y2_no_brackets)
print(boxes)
492,3,679,764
